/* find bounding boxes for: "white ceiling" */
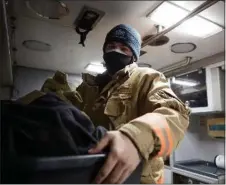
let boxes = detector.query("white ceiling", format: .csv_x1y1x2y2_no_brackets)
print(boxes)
12,0,225,74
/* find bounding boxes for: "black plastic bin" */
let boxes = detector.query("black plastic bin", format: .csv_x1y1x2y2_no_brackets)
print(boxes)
1,154,143,184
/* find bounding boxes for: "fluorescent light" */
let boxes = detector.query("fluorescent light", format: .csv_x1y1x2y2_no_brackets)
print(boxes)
170,1,206,11
149,2,189,28
172,77,199,87
148,2,223,38
175,16,223,38
85,62,106,74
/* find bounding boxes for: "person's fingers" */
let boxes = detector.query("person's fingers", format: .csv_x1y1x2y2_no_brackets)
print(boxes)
94,152,118,184
89,134,111,154
103,162,127,184
117,169,133,184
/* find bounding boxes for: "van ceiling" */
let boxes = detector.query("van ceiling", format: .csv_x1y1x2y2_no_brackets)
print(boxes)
12,0,225,74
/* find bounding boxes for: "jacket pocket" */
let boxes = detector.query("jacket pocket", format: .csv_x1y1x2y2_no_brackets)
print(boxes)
104,92,132,129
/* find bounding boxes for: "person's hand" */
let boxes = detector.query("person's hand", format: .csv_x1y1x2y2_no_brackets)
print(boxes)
88,131,141,184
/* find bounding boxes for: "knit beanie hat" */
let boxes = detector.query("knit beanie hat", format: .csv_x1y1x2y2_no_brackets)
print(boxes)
103,24,142,61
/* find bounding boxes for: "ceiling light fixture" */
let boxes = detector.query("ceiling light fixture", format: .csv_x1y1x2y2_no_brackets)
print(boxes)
171,42,196,53
22,40,52,51
147,1,223,38
85,62,106,74
172,77,199,87
25,0,69,20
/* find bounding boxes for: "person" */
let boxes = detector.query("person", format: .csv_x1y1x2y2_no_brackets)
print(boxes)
76,24,190,184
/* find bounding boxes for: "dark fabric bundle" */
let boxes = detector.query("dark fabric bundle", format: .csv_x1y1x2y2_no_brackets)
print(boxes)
1,93,107,157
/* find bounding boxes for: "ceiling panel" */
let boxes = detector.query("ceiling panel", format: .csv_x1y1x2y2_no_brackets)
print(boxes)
12,0,225,74
139,30,224,70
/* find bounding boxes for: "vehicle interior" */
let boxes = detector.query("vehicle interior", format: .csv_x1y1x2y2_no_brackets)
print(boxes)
1,0,225,184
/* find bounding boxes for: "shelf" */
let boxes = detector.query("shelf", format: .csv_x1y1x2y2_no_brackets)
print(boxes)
172,167,219,184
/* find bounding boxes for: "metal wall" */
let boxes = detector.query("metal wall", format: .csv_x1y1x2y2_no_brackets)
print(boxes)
175,115,225,162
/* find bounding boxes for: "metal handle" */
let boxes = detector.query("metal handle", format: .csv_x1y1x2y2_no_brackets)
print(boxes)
142,0,220,48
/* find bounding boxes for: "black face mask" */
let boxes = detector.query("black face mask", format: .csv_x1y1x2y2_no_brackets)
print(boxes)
103,51,133,75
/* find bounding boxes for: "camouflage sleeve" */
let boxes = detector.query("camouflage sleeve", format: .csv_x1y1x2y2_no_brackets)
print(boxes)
41,71,71,93
119,71,190,161
75,73,99,110
71,82,85,109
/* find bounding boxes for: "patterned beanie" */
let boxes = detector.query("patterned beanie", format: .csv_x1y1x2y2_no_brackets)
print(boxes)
103,24,142,61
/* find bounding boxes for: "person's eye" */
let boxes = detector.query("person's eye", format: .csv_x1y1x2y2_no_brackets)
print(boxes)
121,47,129,52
